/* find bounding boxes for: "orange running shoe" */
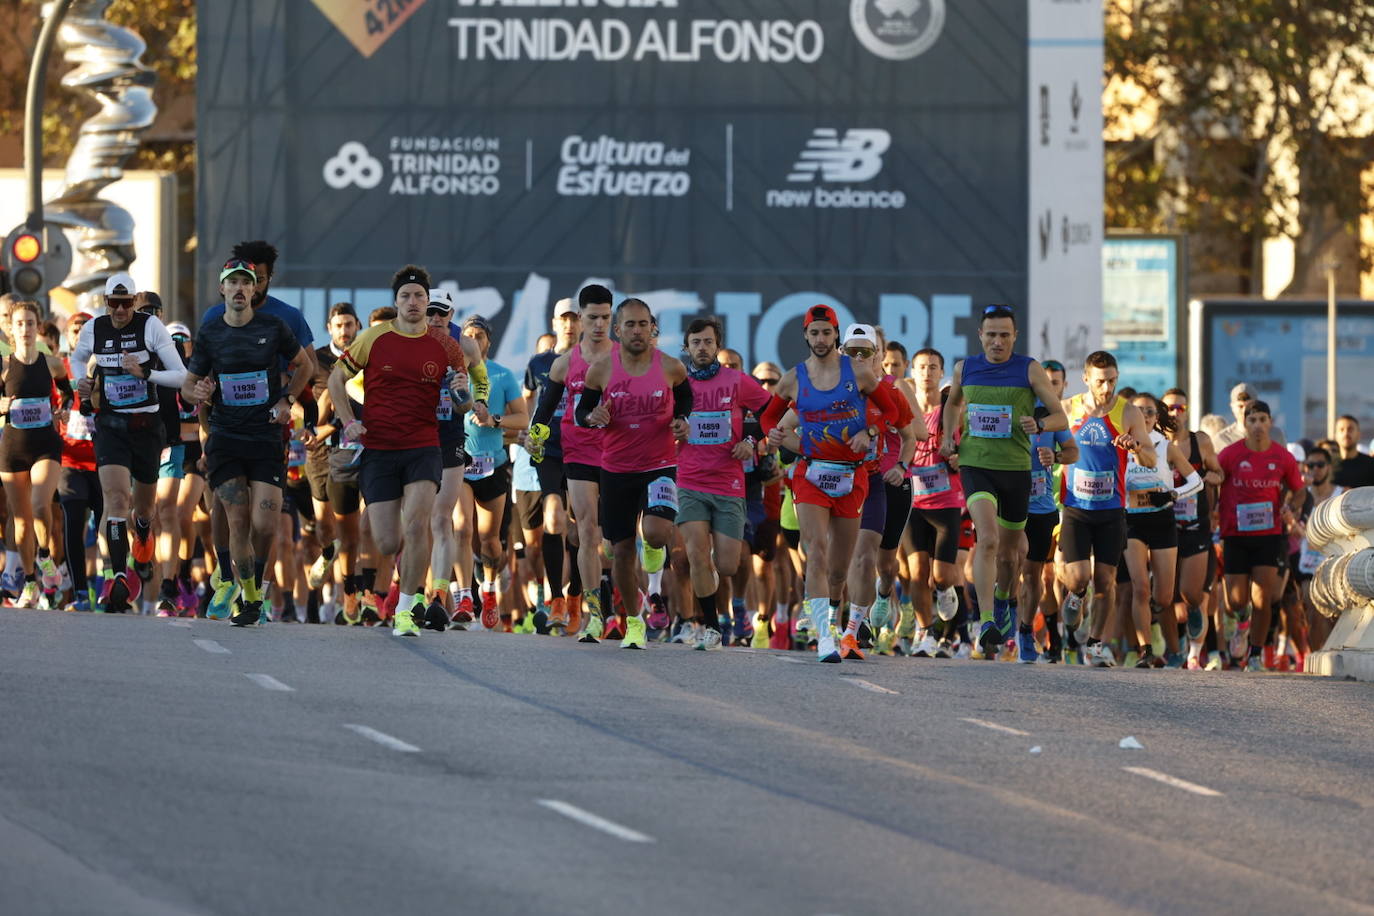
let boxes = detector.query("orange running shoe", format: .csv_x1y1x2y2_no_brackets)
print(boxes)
480,589,499,630
548,595,568,630
840,632,865,660
565,595,582,635
131,524,155,565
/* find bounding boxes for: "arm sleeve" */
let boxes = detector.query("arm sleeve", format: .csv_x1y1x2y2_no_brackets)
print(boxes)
759,394,791,434
145,319,188,390
574,386,603,427
1172,470,1202,499
672,378,693,420
532,380,565,426
469,361,490,402
53,374,73,409
69,321,95,381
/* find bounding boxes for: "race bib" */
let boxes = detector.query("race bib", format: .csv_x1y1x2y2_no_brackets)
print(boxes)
1236,501,1274,533
9,396,52,430
105,374,149,407
220,370,270,407
1174,494,1198,522
968,403,1012,438
804,459,856,498
1031,472,1049,500
464,453,496,480
648,475,679,511
65,410,91,441
913,463,950,496
688,409,730,446
436,387,453,422
288,439,307,468
1299,541,1322,575
1072,468,1115,503
339,426,363,451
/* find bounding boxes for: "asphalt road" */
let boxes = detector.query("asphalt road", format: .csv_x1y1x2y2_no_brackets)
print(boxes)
2,608,1373,916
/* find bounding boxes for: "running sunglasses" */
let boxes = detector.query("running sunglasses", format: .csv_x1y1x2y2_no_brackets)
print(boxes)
107,298,135,309
1166,403,1187,414
425,306,452,317
754,375,780,386
1042,359,1065,373
844,346,875,359
1305,461,1328,469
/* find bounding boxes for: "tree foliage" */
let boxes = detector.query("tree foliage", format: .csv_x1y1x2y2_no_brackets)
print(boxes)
1106,0,1374,294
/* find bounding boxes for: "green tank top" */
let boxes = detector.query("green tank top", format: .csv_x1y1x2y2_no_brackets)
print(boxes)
958,352,1037,471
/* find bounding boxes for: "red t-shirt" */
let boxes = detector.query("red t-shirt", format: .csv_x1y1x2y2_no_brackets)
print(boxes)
1217,440,1304,537
338,322,466,450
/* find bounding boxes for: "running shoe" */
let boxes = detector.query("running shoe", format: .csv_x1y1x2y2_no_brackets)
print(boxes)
1244,653,1265,673
230,599,261,627
480,589,499,630
514,612,536,634
565,595,582,635
1228,621,1251,665
840,632,865,660
1061,591,1085,629
750,614,770,649
816,631,841,663
100,574,129,614
935,587,959,622
1204,653,1225,671
1134,648,1157,669
124,569,143,605
976,621,1002,660
1185,605,1204,641
875,626,897,656
548,596,569,631
578,611,604,643
67,595,92,613
0,565,22,598
306,540,340,590
423,596,448,632
897,601,917,639
1043,643,1063,664
392,607,421,638
453,594,475,627
1163,651,1184,669
732,609,753,645
870,592,892,631
620,615,647,650
646,592,670,631
155,598,177,618
912,631,939,658
37,556,60,591
953,641,972,660
1085,642,1116,667
339,590,361,626
176,577,197,614
695,627,722,651
360,592,382,627
207,568,237,620
992,597,1013,637
14,580,39,608
1016,630,1040,664
603,615,625,642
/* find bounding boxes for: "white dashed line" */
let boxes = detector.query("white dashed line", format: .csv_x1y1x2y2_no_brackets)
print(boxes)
344,724,421,753
775,656,807,664
167,620,191,628
244,673,294,692
1122,766,1223,797
193,638,230,655
842,678,899,695
537,799,655,843
960,717,1030,737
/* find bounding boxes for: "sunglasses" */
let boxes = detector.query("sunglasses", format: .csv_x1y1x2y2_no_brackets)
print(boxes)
1166,403,1187,413
984,304,1014,314
755,376,780,386
107,298,135,309
1042,360,1065,373
845,347,875,359
222,257,254,272
425,307,453,317
1305,461,1328,469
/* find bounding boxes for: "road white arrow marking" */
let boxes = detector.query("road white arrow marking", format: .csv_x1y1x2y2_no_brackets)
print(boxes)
537,799,655,844
244,673,294,692
193,639,230,655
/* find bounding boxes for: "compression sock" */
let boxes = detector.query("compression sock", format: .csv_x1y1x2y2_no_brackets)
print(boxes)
845,604,870,636
566,543,582,596
541,532,564,598
106,519,129,574
697,592,717,627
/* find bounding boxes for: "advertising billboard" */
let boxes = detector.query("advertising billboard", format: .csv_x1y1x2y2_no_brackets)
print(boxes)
1102,234,1183,395
199,1,1100,372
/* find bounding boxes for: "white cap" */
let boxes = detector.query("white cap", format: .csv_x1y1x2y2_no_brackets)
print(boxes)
166,321,192,339
553,297,577,318
104,272,136,297
1286,442,1306,463
843,323,877,346
427,288,454,312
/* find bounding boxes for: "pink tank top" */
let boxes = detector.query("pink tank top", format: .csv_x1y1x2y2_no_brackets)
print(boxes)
910,402,964,511
602,349,677,474
560,345,605,466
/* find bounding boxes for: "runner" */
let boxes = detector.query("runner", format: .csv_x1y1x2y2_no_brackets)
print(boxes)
526,284,614,640
326,265,479,637
1215,383,1286,448
182,258,311,626
1216,399,1305,671
1331,415,1374,488
1294,446,1341,655
70,273,188,613
0,301,72,607
1057,350,1156,667
1017,358,1076,663
1160,388,1224,668
675,316,771,650
457,314,526,630
59,312,100,612
574,297,690,650
760,304,906,663
940,305,1068,660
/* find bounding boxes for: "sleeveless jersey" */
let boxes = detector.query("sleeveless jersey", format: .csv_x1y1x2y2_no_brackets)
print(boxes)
1062,394,1129,511
561,345,606,467
910,401,964,510
795,356,867,463
1126,430,1172,514
2,351,60,446
957,352,1036,471
90,311,160,414
1173,431,1210,530
601,349,676,474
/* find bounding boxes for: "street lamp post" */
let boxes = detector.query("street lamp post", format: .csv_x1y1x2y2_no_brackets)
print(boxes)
1326,260,1338,439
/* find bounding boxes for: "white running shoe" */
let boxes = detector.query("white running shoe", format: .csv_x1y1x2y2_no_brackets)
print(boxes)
912,632,939,658
817,633,841,663
1085,643,1116,667
935,587,958,622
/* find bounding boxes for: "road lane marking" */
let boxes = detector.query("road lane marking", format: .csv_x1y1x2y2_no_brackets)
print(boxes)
537,799,655,844
774,655,807,664
344,724,421,753
1122,766,1222,797
193,639,230,655
960,717,1030,736
167,620,191,628
842,678,899,695
244,673,294,692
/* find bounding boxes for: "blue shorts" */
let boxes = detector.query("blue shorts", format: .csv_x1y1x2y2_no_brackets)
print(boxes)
159,443,187,480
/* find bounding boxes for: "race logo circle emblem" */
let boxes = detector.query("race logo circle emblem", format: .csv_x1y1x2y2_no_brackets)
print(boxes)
422,361,440,381
850,0,945,61
323,141,383,190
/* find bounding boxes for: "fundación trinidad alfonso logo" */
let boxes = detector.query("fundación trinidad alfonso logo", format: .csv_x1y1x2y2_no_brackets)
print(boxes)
851,0,945,61
324,141,384,189
311,0,428,58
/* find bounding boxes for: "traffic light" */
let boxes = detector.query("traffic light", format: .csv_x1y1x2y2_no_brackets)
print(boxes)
1,223,72,299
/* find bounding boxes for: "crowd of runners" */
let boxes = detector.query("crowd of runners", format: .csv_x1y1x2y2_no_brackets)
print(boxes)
4,242,1371,671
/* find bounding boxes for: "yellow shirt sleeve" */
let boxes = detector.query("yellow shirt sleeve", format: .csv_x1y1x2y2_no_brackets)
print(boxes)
337,322,388,378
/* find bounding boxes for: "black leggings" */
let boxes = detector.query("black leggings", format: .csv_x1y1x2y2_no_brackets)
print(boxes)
58,468,103,594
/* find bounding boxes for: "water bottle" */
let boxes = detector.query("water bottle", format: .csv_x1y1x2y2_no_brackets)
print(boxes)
527,423,550,463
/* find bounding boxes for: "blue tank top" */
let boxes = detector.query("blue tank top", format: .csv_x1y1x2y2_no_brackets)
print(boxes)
795,357,867,462
1030,425,1072,515
1061,394,1129,511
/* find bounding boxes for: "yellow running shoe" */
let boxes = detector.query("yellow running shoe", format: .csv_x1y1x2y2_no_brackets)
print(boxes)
392,608,420,638
750,613,770,649
620,615,646,649
207,567,238,621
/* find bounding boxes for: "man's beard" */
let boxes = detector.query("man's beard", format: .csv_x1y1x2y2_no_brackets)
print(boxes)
809,341,833,358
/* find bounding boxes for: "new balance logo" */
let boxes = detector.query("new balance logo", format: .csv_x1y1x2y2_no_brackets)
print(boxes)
786,129,891,183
